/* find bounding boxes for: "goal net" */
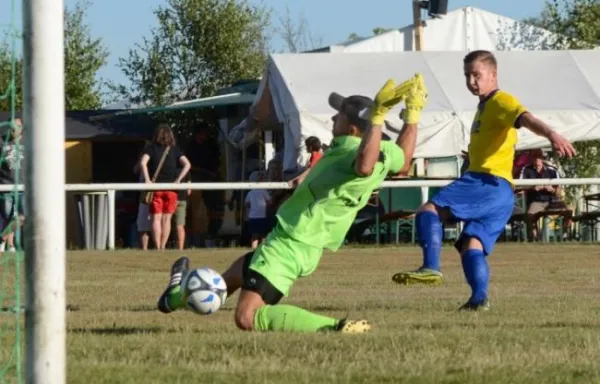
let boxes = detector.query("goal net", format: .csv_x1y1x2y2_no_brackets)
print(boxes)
0,0,24,382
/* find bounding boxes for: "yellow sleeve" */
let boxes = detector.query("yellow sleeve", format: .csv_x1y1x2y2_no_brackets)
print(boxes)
495,92,528,128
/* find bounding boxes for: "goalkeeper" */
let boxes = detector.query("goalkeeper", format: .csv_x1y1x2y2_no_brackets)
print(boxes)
156,74,428,333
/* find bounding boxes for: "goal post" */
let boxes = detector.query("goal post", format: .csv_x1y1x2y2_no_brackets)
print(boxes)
22,0,66,383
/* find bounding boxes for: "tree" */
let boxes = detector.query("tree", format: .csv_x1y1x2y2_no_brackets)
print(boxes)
538,0,600,49
346,27,395,43
276,5,323,53
64,0,109,110
0,44,23,112
113,0,270,108
0,0,108,112
533,0,600,204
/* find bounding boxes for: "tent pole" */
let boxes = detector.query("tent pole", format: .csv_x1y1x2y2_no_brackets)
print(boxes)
412,1,424,51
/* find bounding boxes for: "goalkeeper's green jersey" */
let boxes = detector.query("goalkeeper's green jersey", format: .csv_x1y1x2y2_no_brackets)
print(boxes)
276,135,404,251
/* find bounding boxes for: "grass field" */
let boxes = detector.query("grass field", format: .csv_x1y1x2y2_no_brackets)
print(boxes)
3,244,600,383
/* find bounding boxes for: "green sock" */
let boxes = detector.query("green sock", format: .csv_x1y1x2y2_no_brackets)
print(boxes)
167,285,185,310
253,304,339,332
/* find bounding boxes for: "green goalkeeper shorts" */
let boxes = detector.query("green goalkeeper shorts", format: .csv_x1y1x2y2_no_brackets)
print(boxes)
248,222,323,297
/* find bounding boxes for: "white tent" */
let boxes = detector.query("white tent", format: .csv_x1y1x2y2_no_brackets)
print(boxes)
232,50,600,173
313,6,557,53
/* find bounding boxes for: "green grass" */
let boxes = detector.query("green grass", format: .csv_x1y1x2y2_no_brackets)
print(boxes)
3,244,600,383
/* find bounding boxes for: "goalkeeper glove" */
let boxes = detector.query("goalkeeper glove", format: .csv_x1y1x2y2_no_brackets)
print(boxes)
370,75,420,126
400,73,428,124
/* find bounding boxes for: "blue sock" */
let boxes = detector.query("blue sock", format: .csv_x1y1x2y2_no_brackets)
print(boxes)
416,211,442,271
461,249,489,304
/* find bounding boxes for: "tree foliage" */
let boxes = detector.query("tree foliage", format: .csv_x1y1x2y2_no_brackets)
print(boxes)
113,0,270,107
347,27,395,42
64,0,109,110
534,0,600,204
276,5,323,53
0,43,23,112
0,0,108,112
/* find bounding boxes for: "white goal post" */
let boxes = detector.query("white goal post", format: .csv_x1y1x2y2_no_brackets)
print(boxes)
22,0,66,383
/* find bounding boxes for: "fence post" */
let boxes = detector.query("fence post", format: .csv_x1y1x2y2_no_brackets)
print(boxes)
108,189,115,250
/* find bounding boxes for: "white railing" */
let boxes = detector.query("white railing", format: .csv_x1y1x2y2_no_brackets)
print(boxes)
3,177,600,250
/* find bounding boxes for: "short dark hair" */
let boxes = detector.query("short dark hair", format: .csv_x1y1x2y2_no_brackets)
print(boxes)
153,123,176,147
305,136,321,152
464,50,497,68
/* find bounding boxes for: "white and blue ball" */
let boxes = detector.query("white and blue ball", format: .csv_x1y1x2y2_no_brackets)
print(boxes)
182,267,228,315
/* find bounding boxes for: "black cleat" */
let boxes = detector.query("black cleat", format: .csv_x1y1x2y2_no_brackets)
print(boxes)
459,299,491,312
157,256,190,314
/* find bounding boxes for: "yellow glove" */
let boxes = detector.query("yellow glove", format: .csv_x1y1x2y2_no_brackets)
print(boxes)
400,73,428,124
370,76,420,126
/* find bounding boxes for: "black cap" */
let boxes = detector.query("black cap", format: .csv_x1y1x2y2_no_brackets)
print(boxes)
328,92,392,140
328,92,373,131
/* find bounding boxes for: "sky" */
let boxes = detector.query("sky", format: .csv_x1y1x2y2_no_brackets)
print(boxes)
1,0,548,88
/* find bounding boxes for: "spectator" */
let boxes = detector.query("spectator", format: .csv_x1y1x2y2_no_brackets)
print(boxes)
265,158,288,233
139,123,191,250
174,171,191,250
245,170,271,249
0,118,25,252
520,149,566,241
185,123,224,248
305,136,323,168
133,144,152,250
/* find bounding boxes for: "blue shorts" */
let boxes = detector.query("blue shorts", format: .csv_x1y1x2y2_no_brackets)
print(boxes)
430,172,514,255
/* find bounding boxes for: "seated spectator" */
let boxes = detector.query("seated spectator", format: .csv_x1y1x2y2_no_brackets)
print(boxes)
513,150,531,179
520,149,567,241
245,171,271,249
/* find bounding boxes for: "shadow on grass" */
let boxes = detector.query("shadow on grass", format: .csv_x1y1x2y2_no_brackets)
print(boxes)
406,321,600,330
70,326,164,335
119,305,235,313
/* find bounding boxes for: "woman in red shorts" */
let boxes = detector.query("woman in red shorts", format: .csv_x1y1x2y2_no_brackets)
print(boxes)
139,123,191,250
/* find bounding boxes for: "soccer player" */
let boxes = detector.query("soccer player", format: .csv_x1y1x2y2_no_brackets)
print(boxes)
392,50,576,311
156,74,428,333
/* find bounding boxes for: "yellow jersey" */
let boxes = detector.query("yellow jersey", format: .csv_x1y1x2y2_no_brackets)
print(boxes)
467,90,527,184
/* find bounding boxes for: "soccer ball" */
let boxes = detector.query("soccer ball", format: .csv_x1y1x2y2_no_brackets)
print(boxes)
182,267,228,315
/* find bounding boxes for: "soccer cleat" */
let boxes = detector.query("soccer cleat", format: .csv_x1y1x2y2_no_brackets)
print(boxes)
459,299,491,312
157,256,190,314
336,319,372,333
391,268,443,286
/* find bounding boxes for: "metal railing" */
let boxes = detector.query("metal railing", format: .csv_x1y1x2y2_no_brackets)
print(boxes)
2,177,600,250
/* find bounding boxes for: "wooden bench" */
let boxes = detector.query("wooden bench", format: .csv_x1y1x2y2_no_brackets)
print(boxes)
572,211,600,241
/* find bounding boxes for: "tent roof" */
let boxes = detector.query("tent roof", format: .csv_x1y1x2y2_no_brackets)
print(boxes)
0,110,154,140
247,50,600,171
311,6,565,53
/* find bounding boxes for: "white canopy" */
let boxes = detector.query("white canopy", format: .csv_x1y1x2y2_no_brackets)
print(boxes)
236,50,600,172
315,6,558,53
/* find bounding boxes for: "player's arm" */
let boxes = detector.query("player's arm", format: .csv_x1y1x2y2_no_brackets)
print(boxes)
355,77,418,176
289,167,311,187
395,74,427,175
355,123,384,176
518,113,576,157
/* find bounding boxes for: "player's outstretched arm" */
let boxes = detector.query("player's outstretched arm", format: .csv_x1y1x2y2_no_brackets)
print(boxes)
355,77,418,176
395,74,428,175
519,112,577,157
